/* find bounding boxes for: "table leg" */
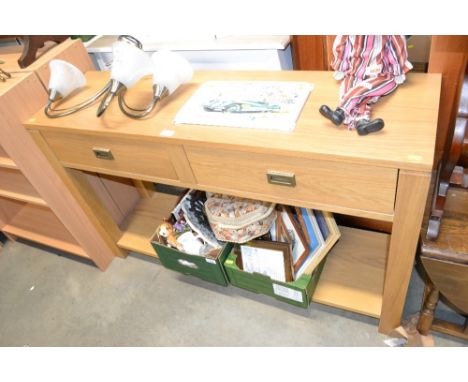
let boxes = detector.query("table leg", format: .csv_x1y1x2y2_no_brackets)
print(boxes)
29,130,126,269
417,281,439,335
379,170,431,333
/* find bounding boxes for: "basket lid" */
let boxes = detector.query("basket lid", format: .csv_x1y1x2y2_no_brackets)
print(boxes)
205,195,275,229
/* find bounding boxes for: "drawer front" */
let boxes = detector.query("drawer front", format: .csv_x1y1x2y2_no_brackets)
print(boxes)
186,146,398,215
42,131,179,182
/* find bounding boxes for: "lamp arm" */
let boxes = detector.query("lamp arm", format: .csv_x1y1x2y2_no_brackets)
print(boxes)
96,79,125,117
117,84,168,119
118,91,158,118
44,81,112,118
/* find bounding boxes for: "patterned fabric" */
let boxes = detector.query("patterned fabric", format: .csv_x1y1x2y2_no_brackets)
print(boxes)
331,35,413,129
205,195,276,244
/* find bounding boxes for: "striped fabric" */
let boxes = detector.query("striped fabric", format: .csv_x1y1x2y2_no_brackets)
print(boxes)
331,35,413,129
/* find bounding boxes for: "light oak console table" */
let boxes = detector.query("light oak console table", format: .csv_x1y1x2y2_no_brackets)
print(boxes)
24,70,441,334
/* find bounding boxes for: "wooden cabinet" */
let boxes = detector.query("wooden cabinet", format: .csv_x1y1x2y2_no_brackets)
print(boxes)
428,36,468,164
0,72,91,261
291,36,330,70
0,40,124,270
0,168,47,206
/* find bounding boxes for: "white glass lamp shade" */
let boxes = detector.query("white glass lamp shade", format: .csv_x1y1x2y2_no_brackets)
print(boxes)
151,51,193,95
48,59,86,98
111,40,152,89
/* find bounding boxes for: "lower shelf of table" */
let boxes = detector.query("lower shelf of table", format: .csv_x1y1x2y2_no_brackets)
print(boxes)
312,226,388,318
116,194,389,319
117,191,180,257
2,203,89,259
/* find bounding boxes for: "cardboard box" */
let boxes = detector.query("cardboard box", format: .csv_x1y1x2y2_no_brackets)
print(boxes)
151,239,233,286
223,249,326,308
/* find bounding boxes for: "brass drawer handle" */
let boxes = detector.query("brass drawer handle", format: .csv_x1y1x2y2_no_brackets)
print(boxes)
267,170,296,187
92,147,114,160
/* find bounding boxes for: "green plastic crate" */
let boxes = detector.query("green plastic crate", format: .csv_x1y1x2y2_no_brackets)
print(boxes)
223,249,326,308
151,240,233,286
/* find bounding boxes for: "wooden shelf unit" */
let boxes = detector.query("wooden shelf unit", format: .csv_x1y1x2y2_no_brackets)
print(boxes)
0,39,120,269
0,147,17,169
0,167,47,206
0,144,87,260
2,203,89,259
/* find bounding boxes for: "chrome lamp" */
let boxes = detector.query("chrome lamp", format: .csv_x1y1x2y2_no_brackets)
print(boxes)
44,35,152,118
118,50,194,119
44,35,193,120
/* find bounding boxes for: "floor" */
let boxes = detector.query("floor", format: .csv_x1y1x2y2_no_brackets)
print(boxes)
0,239,466,346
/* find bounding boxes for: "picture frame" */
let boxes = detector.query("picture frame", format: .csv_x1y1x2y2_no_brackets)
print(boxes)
269,213,290,243
313,210,330,240
278,206,309,274
294,206,311,243
294,207,326,278
267,205,341,280
238,240,294,282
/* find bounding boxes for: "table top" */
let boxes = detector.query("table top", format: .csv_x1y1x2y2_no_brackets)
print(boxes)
85,35,291,52
25,70,441,172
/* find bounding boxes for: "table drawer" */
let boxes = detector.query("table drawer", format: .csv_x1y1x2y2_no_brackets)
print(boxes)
186,146,398,215
41,131,180,182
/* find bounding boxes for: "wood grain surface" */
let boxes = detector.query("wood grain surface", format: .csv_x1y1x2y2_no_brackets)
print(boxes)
186,145,397,216
25,70,441,172
379,170,431,333
3,203,89,259
0,72,117,269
